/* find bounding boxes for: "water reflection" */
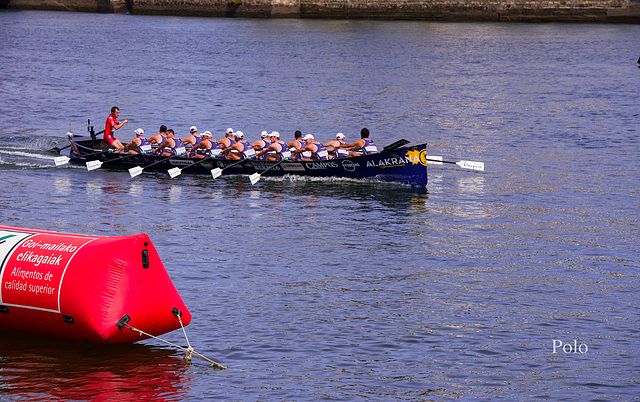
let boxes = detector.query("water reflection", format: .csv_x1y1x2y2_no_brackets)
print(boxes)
129,181,143,197
169,185,182,203
0,331,191,401
53,175,72,196
86,178,104,197
456,175,485,194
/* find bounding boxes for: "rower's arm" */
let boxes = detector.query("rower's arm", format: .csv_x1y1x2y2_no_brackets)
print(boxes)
335,142,354,149
344,140,363,151
156,138,172,153
124,139,137,150
292,145,309,155
222,143,238,155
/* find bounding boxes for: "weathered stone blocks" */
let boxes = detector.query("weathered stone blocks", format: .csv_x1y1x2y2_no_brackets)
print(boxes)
1,0,639,22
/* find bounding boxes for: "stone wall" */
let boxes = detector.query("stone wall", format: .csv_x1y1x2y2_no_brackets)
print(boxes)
299,0,640,22
0,0,128,13
2,0,639,22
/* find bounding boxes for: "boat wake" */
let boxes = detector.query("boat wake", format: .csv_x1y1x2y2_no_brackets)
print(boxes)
0,149,56,161
0,148,65,169
258,174,413,187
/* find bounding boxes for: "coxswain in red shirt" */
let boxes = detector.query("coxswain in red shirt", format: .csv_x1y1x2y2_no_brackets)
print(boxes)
104,106,128,151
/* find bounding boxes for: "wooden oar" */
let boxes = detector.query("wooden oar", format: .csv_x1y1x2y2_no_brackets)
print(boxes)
86,152,139,171
129,153,183,178
426,155,485,171
54,147,121,166
249,159,286,185
210,158,247,179
168,156,215,178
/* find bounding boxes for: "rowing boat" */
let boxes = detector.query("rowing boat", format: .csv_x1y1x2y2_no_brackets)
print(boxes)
59,135,429,186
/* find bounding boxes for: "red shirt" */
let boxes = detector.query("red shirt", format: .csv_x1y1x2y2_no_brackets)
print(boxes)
104,114,118,145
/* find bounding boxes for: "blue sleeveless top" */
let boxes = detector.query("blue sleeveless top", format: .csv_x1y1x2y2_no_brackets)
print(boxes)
312,142,329,160
239,141,256,159
169,137,186,156
138,137,152,154
362,138,378,155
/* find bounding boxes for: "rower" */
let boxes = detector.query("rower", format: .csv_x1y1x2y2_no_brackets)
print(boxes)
287,130,310,160
183,126,202,148
221,131,256,160
336,127,378,157
148,125,167,146
292,134,329,161
123,128,153,154
324,133,349,159
252,131,271,159
155,129,186,157
104,106,128,151
256,131,291,161
189,131,221,159
218,127,236,151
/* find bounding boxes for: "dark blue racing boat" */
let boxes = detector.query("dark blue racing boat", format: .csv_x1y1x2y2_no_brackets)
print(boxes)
55,135,429,187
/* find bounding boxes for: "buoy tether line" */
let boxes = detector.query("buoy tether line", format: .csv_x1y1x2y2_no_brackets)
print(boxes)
116,311,227,370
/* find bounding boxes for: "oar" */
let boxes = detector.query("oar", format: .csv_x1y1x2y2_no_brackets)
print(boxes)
210,158,247,179
426,155,485,171
53,155,72,166
48,144,71,154
382,139,410,152
129,154,183,178
249,159,286,185
48,129,104,153
168,156,214,178
86,152,139,171
53,147,121,166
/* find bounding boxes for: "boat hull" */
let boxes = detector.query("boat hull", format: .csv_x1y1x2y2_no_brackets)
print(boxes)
67,137,429,186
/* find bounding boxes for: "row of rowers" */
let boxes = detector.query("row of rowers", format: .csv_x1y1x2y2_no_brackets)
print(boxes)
121,126,379,161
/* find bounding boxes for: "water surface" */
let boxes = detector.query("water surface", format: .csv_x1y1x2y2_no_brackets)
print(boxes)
0,11,639,400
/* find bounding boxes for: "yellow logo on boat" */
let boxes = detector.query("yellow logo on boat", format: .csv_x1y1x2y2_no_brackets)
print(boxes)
405,149,427,166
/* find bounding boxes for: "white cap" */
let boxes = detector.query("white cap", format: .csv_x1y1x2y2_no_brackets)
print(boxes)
261,131,269,138
234,130,244,138
134,128,144,135
189,126,197,133
202,130,212,137
336,133,344,139
302,134,314,140
269,131,280,138
226,127,233,134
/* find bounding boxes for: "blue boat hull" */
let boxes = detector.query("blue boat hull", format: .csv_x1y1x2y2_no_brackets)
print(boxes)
67,137,428,186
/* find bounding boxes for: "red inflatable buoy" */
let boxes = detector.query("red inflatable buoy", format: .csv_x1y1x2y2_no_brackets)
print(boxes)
0,224,191,343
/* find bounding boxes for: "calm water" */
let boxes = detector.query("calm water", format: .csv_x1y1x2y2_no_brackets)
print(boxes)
1,10,639,400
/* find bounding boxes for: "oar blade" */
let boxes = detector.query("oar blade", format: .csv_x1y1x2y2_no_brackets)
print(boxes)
53,156,70,166
249,173,261,185
211,168,222,179
456,160,485,171
426,155,443,165
168,167,182,178
129,166,144,178
86,160,103,171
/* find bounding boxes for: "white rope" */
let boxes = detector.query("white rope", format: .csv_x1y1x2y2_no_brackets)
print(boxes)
124,323,227,369
177,315,192,352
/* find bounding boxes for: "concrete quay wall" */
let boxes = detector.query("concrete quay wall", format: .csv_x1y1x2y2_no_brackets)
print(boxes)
2,0,639,23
